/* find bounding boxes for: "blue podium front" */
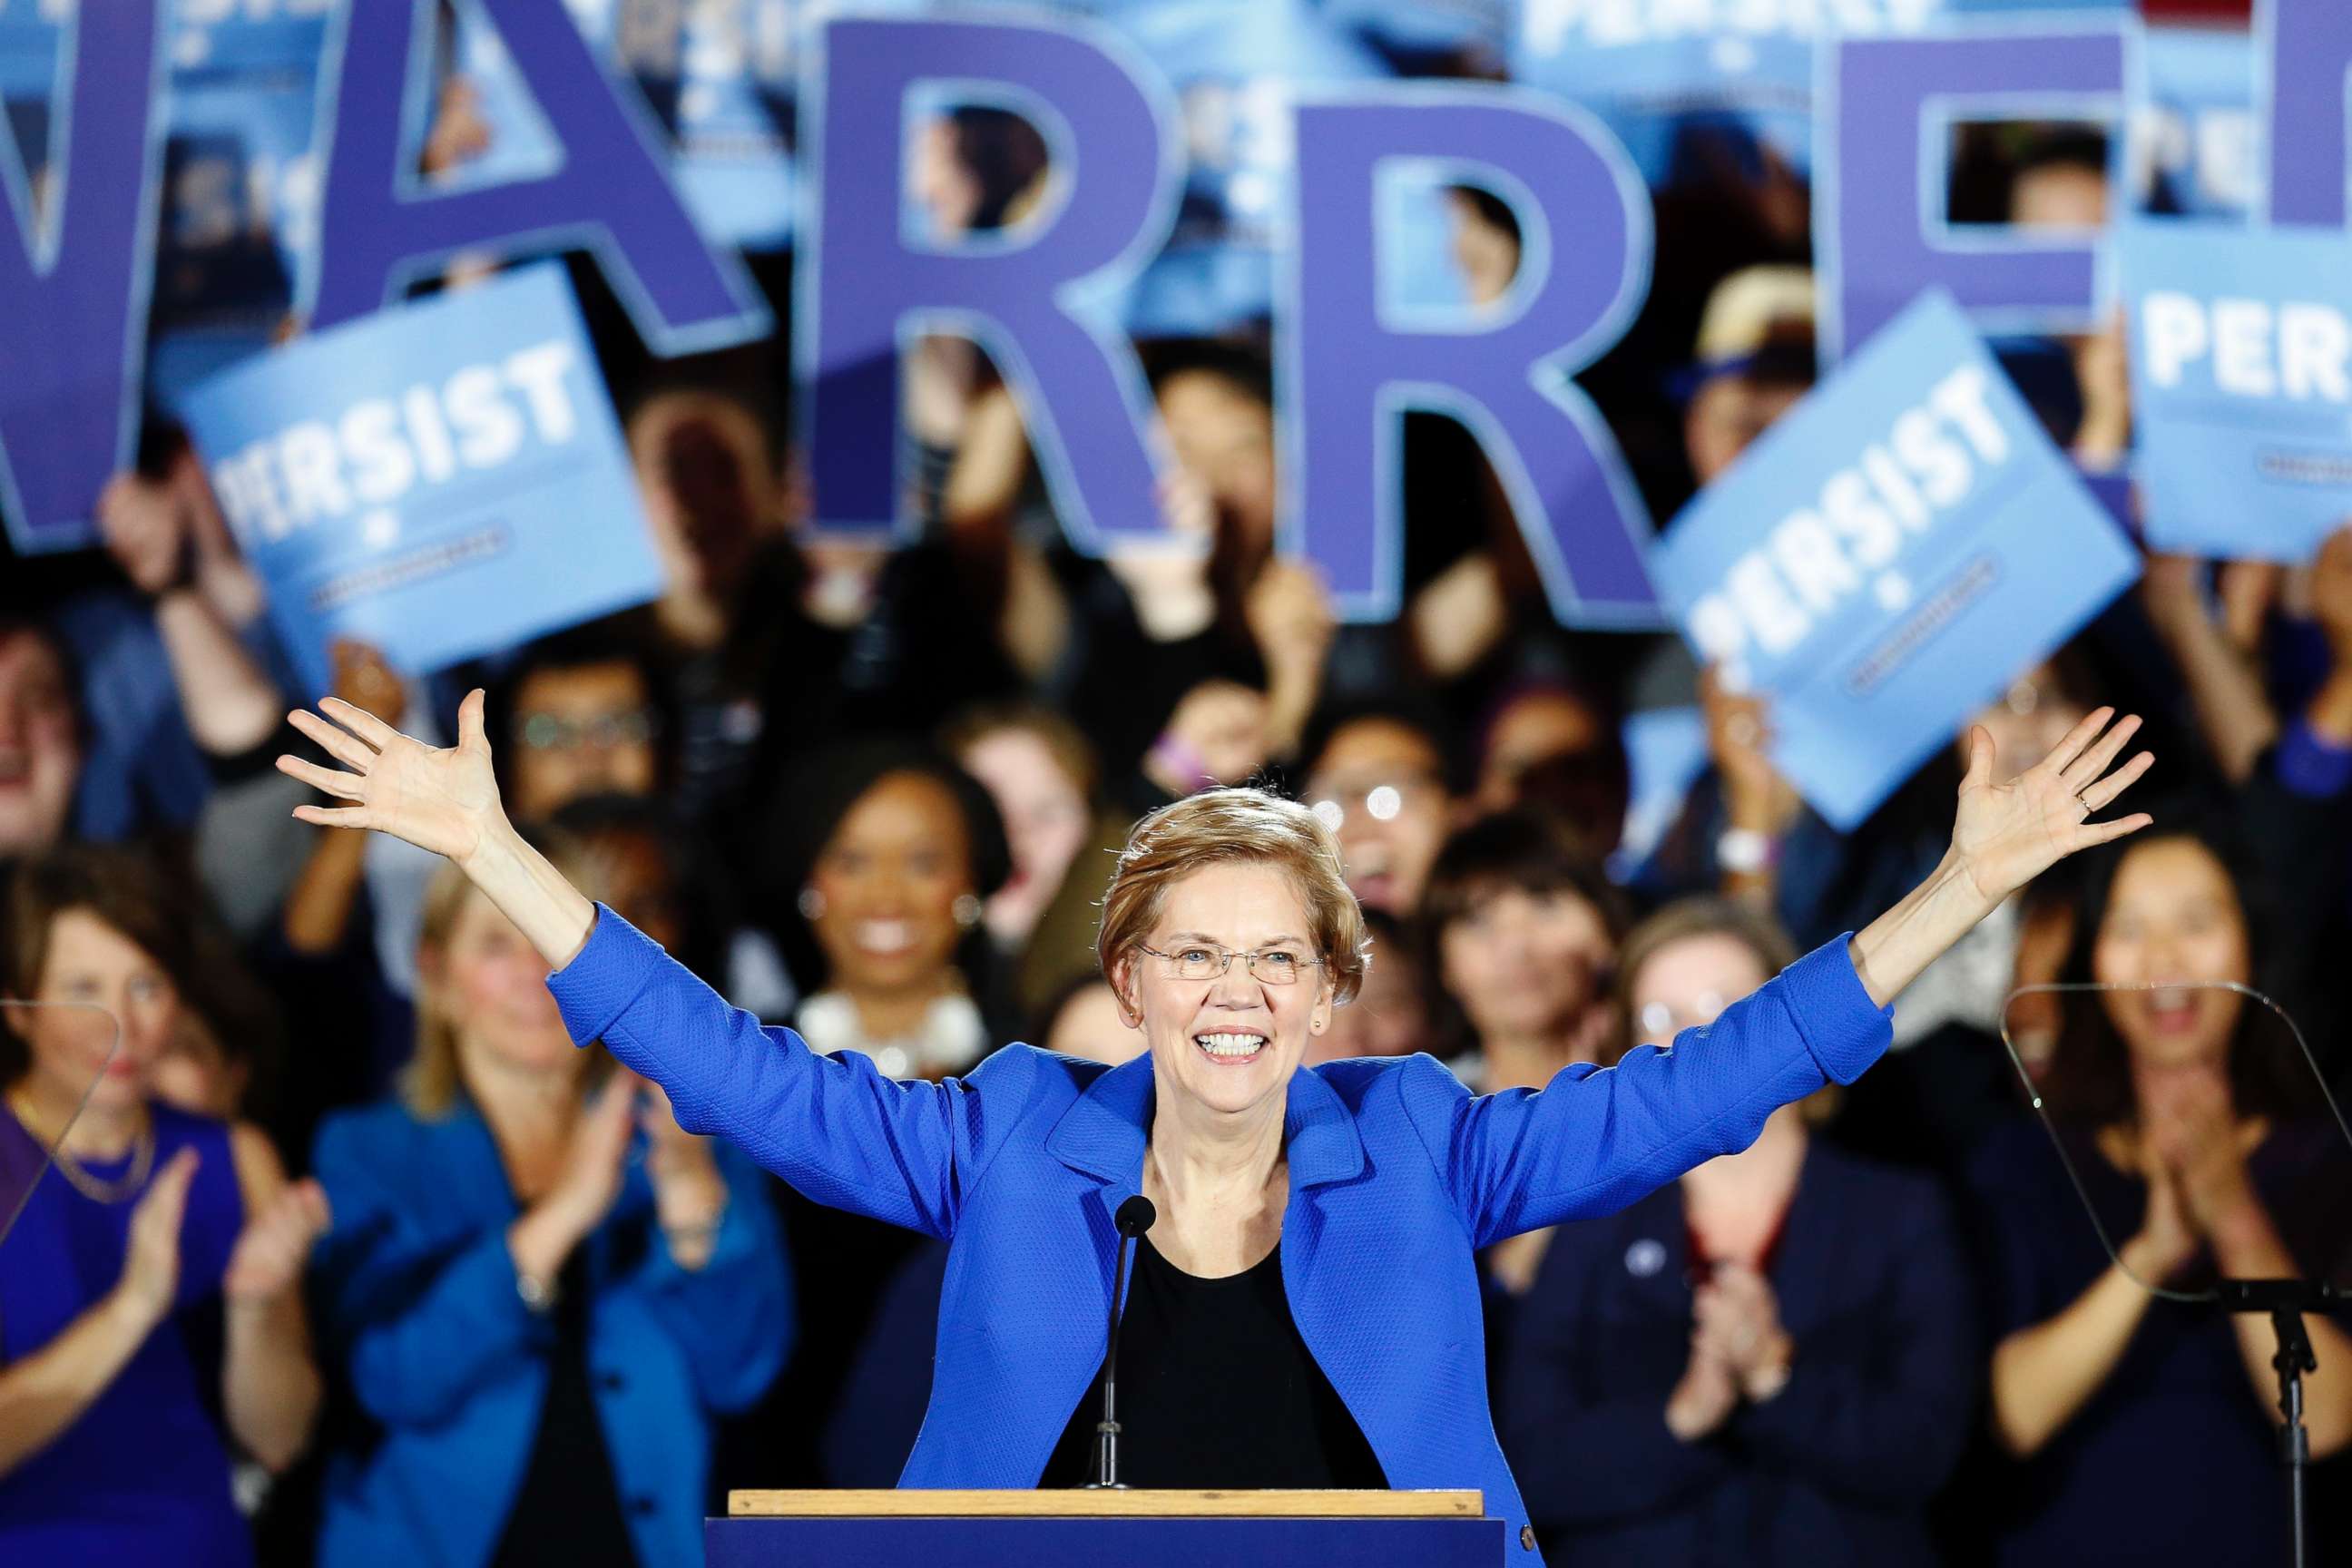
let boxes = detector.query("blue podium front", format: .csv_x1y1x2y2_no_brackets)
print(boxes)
710,1489,1504,1568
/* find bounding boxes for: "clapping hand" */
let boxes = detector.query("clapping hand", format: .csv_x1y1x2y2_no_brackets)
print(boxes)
1949,707,2154,908
277,689,506,867
1692,1263,1792,1403
224,1179,332,1307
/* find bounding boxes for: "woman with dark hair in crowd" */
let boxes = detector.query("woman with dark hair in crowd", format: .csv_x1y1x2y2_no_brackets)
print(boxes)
1972,823,2352,1566
1420,809,1627,1091
309,839,789,1568
0,845,327,1565
1497,897,1977,1565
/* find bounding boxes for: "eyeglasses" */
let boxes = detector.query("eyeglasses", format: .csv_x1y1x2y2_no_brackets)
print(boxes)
514,710,662,751
1306,773,1441,829
1136,943,1324,986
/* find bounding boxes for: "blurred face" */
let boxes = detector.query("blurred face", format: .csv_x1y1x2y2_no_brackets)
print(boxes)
1116,861,1333,1119
434,890,578,1079
960,727,1089,946
2011,162,2109,232
1157,370,1277,553
1043,981,1145,1066
2092,838,2250,1072
0,631,81,856
11,910,178,1117
629,398,777,602
1962,664,2088,785
1685,375,1808,486
1477,691,1602,813
1307,719,1451,917
1311,946,1427,1065
591,829,684,955
1439,883,1613,1048
809,772,975,997
1446,190,1520,308
507,661,661,822
1628,932,1770,1052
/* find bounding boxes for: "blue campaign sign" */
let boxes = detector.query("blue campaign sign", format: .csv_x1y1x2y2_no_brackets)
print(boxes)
1648,290,2140,830
169,0,332,70
2122,220,2352,562
453,0,799,253
1510,0,1954,187
2133,26,2259,220
176,264,663,698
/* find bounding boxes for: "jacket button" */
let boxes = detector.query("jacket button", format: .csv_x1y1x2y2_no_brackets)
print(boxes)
598,1369,627,1392
631,1497,658,1517
1520,1524,1537,1551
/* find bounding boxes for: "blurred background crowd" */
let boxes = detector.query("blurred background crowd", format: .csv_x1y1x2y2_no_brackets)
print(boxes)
5,0,2351,1565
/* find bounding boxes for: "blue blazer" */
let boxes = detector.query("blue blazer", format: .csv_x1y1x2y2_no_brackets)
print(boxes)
549,907,1895,1566
1495,1142,1979,1566
309,1096,791,1568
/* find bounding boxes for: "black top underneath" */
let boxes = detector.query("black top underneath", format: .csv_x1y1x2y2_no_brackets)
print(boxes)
1041,1237,1388,1490
490,1255,640,1568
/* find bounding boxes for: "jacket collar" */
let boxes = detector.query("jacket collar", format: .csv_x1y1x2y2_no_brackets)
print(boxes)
1044,1052,1367,1191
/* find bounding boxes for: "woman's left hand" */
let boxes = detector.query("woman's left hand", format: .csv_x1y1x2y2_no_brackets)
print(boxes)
1950,707,2154,908
2146,1067,2264,1246
223,1179,331,1306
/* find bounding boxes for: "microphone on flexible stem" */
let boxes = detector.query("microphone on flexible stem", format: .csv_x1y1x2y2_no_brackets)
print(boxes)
1089,1194,1157,1489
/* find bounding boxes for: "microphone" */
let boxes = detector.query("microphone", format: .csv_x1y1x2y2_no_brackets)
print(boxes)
1089,1194,1157,1488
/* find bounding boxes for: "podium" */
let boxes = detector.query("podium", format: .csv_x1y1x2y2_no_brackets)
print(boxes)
710,1489,1505,1566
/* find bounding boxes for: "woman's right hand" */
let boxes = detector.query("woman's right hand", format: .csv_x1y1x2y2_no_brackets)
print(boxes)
115,1147,201,1332
2122,1141,2200,1285
1664,1338,1740,1442
277,689,505,867
543,1073,641,1238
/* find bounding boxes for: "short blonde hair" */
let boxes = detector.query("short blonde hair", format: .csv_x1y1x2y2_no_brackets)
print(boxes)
1097,787,1368,1006
402,829,611,1119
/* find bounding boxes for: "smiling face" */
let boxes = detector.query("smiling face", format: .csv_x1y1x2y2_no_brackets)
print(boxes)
1627,932,1770,1051
958,726,1089,946
1439,883,1613,1047
11,908,178,1118
808,771,975,997
2091,837,2251,1073
1113,861,1333,1120
1306,718,1451,917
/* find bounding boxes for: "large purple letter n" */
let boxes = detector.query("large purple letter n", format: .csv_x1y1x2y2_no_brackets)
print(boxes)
1287,88,1659,627
801,17,1178,546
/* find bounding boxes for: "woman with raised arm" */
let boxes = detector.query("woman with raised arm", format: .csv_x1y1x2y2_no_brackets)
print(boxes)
278,692,2153,1566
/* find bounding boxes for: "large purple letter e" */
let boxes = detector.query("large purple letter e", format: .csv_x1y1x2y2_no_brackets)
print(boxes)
801,17,1178,545
1288,87,1658,626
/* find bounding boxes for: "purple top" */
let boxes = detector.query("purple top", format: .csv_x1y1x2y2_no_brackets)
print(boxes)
0,1102,250,1567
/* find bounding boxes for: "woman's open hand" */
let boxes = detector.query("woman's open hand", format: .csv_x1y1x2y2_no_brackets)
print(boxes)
276,689,505,867
1950,706,2153,908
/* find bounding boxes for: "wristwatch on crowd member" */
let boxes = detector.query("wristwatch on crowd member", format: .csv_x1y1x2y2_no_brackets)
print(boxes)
1716,826,1780,877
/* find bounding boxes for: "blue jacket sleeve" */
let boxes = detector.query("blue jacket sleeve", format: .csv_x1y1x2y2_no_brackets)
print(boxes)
546,906,1037,1239
633,1143,794,1415
1401,938,1891,1247
310,1121,555,1430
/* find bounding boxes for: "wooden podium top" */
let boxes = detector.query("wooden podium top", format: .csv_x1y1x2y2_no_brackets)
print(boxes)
728,1489,1484,1518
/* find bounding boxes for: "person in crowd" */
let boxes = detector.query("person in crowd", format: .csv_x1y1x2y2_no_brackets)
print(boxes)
548,793,739,1002
491,625,678,829
2002,129,2128,463
942,704,1098,962
759,740,1013,1081
1421,810,1627,1093
1308,906,1430,1065
1301,702,1456,919
1497,898,1977,1565
275,678,2153,1564
1472,679,1632,858
1973,824,2352,1567
1679,265,1818,492
0,616,82,864
309,840,789,1568
1036,974,1144,1068
0,845,328,1565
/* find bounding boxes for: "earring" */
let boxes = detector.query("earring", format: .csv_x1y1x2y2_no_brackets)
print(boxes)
952,893,983,929
798,887,827,921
